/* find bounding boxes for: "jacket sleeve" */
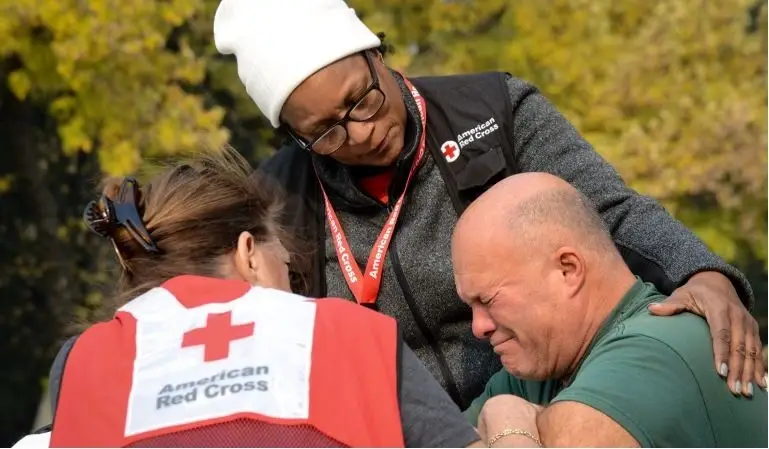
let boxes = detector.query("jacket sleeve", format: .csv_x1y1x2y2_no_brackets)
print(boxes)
503,74,754,309
49,336,77,413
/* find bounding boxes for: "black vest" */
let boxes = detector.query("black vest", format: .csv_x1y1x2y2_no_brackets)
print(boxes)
411,72,519,214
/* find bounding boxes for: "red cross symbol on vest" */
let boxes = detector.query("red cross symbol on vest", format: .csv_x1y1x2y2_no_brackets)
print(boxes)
440,140,460,163
182,311,255,362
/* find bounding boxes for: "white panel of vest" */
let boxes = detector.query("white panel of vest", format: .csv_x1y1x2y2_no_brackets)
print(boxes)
119,285,316,437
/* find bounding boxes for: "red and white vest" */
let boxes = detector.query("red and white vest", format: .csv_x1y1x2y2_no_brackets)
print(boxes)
50,275,404,448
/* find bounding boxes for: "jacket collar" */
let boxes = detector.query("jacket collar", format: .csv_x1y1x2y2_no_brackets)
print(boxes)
310,70,428,212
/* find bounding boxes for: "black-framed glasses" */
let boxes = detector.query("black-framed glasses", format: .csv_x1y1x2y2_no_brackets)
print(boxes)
285,51,386,156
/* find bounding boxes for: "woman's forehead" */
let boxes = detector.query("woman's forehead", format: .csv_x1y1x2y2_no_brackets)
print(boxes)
282,54,369,128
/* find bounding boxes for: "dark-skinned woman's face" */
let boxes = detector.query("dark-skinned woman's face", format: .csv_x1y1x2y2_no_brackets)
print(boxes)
281,51,407,167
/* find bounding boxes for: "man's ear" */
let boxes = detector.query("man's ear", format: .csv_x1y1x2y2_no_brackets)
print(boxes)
555,246,585,297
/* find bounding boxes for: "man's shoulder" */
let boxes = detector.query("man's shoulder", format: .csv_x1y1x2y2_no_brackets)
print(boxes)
594,282,707,360
588,301,715,391
572,305,767,447
615,305,711,365
611,308,747,402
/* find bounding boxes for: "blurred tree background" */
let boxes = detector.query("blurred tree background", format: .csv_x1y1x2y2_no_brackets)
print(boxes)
0,0,765,444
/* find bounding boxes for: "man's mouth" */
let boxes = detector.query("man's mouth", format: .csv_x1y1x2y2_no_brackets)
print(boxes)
492,333,517,353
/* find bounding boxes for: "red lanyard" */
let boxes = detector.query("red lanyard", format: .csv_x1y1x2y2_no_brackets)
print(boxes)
316,76,427,307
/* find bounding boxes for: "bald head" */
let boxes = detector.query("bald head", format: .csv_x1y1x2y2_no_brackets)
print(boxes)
452,174,637,381
454,172,616,260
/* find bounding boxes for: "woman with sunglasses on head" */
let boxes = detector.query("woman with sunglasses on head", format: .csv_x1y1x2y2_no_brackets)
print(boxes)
12,147,482,448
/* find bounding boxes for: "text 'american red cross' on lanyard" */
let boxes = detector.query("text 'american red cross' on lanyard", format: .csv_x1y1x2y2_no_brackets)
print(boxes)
315,76,427,309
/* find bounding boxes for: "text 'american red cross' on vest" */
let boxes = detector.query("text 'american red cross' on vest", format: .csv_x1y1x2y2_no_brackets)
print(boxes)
456,117,499,148
439,117,499,163
155,365,269,410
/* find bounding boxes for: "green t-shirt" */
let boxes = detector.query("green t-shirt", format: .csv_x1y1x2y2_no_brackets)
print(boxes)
464,279,768,448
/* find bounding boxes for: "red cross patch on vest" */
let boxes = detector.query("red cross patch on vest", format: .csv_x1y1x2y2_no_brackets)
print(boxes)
50,275,404,448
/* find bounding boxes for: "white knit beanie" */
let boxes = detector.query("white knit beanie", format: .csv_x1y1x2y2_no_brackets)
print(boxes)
213,0,381,128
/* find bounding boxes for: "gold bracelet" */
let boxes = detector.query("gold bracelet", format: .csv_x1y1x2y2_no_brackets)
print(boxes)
487,428,543,447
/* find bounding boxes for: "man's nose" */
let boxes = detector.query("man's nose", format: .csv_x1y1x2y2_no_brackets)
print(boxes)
471,306,495,340
346,120,374,146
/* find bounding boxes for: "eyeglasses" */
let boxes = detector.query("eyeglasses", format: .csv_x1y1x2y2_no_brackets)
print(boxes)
286,51,386,156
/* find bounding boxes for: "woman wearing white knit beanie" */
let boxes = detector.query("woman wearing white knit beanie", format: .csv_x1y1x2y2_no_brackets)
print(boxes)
214,0,407,167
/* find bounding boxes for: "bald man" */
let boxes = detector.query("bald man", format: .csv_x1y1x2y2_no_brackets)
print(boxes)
452,173,767,448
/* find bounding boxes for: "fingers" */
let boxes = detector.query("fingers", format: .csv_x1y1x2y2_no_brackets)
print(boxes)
656,281,764,397
725,308,746,396
646,299,688,317
709,309,732,378
748,320,767,391
740,322,757,397
702,297,764,397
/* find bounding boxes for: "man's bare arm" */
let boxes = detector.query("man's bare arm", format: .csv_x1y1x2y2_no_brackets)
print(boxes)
537,401,640,447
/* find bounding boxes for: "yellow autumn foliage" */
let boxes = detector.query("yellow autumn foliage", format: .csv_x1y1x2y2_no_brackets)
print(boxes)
0,0,229,176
